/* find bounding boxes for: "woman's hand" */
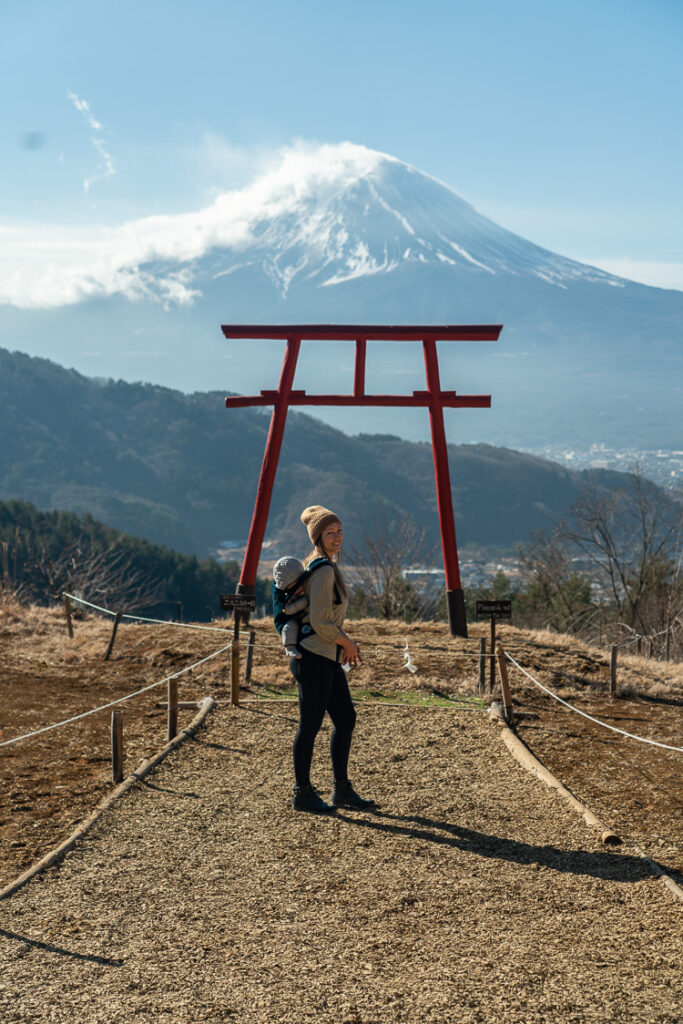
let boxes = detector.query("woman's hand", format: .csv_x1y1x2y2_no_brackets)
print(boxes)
339,632,362,668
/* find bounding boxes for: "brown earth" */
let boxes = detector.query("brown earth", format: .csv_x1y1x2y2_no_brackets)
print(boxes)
1,604,681,887
0,603,681,1021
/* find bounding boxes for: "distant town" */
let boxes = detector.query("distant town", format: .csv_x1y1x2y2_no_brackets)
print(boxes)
521,444,683,489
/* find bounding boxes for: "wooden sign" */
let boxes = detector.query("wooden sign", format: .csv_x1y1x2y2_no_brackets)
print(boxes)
220,594,256,612
476,600,512,620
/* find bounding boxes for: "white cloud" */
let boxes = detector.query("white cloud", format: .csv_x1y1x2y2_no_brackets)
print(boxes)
580,257,683,292
0,141,388,309
66,90,102,132
66,90,116,193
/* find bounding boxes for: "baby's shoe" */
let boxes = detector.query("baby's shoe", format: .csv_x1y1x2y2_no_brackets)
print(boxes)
286,646,302,660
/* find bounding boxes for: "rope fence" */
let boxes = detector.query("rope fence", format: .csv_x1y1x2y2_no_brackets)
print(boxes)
63,593,228,633
0,642,231,749
60,592,679,721
63,592,674,667
501,649,683,754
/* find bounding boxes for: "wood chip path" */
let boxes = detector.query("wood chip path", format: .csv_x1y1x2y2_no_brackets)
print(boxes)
0,704,680,1023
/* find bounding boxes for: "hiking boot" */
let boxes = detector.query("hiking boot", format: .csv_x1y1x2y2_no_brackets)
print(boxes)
332,779,376,810
292,784,336,814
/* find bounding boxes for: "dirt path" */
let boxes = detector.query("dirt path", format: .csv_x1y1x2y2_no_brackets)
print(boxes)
1,703,680,1024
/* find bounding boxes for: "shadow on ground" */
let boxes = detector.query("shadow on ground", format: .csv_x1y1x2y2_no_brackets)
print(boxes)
336,809,657,883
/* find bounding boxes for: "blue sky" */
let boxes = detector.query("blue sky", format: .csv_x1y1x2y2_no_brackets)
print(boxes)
2,0,682,289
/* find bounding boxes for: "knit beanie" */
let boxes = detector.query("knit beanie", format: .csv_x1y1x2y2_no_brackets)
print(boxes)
300,505,340,545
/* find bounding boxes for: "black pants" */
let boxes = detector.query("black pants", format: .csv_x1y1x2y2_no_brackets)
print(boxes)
290,649,357,787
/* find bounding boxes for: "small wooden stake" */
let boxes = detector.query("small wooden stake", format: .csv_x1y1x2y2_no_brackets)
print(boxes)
478,637,486,694
244,628,256,683
104,611,122,661
496,647,513,723
489,616,496,692
610,644,618,697
167,678,178,741
647,637,653,659
231,611,241,706
63,594,74,639
111,710,123,784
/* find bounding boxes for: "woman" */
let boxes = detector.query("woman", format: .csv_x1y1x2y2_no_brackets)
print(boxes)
290,504,374,814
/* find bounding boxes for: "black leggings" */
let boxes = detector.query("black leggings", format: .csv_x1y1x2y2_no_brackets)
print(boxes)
290,649,357,787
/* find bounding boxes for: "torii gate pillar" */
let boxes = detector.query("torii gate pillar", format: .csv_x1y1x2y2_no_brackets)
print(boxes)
223,324,501,637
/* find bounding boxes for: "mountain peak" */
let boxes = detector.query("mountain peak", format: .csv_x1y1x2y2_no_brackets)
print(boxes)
0,141,621,311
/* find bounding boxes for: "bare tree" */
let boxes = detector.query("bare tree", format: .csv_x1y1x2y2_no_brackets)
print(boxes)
518,470,683,657
348,513,439,621
517,528,595,634
563,470,683,648
1,536,30,610
28,537,163,613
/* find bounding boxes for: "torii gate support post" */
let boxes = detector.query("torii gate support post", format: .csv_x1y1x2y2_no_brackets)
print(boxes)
222,325,502,637
423,339,467,636
234,336,301,612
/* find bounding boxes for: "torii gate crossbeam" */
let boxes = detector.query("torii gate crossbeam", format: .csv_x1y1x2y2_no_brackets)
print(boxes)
222,324,502,637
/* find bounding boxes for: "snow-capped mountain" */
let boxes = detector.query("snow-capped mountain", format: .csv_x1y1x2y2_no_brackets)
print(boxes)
1,143,681,448
196,148,620,298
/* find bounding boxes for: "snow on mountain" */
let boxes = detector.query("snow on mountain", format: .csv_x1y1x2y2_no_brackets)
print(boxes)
1,142,625,310
215,148,622,298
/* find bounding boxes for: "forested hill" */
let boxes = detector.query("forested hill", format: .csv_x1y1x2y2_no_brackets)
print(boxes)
0,347,648,556
0,500,268,621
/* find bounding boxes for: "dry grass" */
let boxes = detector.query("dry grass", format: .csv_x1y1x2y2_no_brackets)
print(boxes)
521,626,683,700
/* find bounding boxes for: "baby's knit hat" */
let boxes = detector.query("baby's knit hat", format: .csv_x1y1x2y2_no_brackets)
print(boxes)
272,555,306,591
300,505,340,544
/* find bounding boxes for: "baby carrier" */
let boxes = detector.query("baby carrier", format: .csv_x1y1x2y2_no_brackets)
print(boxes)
272,556,341,638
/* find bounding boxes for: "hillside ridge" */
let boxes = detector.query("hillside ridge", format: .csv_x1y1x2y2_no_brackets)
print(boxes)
0,347,656,557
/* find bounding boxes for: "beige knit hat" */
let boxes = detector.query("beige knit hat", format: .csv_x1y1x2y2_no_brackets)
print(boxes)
300,505,340,545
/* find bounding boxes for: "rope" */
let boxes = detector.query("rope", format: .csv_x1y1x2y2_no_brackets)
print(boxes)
0,643,232,749
503,651,683,753
120,613,227,633
64,593,228,633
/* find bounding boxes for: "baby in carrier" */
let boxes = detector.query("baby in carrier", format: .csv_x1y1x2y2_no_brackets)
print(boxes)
272,556,309,660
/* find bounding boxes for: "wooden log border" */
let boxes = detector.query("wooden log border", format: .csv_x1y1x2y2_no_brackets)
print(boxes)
0,696,216,902
488,704,683,905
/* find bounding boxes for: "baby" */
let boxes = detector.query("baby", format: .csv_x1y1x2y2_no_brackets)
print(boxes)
272,556,309,660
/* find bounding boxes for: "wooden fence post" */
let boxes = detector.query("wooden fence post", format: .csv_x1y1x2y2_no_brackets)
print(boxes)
610,645,618,697
63,594,74,639
111,710,123,784
244,629,256,683
167,678,178,741
647,637,653,658
231,612,241,706
478,637,486,694
104,611,122,661
489,617,496,692
496,647,513,723
636,635,642,656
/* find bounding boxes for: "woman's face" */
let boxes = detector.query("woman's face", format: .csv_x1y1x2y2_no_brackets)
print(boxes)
320,520,343,558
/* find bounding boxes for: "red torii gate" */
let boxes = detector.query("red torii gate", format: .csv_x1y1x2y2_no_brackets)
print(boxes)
222,324,501,637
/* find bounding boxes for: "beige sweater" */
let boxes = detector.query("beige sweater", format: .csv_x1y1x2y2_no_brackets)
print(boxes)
299,563,349,662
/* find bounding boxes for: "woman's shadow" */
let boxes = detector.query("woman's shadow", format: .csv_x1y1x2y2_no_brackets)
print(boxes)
335,808,670,885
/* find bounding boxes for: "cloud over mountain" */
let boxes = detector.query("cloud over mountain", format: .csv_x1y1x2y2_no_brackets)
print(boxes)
1,142,387,308
0,141,624,310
